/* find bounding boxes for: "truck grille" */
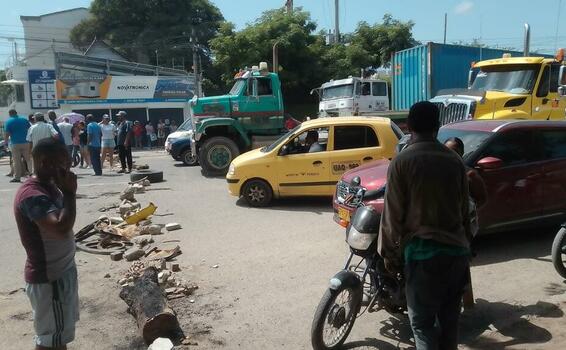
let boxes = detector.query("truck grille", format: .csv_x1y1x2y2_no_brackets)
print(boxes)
336,181,362,208
432,102,469,126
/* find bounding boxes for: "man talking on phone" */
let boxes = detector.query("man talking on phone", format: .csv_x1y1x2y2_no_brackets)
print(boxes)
13,137,79,349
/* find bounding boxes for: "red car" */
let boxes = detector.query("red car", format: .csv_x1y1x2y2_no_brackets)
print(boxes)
334,120,566,234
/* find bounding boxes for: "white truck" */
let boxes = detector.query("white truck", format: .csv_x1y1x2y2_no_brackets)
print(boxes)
313,77,390,117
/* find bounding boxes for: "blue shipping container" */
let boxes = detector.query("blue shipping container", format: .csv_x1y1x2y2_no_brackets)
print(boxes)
392,42,552,110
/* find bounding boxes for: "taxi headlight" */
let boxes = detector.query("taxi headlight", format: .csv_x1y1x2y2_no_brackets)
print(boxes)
228,163,235,176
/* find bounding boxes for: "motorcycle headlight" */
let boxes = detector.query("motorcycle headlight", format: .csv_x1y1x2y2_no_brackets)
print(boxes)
228,163,235,176
346,225,377,250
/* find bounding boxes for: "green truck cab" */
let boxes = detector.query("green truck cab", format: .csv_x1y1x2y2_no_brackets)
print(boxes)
189,62,286,175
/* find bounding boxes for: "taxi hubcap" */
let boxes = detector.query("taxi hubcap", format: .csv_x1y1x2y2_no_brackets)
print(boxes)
248,186,265,202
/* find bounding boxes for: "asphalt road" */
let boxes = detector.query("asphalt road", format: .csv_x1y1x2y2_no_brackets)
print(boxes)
1,151,566,349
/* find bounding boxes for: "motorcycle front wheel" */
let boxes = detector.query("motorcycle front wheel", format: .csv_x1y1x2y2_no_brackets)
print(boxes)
311,284,362,350
552,227,566,278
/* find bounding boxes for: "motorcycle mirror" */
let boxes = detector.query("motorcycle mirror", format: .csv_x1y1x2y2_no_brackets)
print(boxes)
351,176,361,187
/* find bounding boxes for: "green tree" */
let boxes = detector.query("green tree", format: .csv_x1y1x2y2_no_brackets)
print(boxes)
70,0,224,67
0,70,13,107
209,8,322,103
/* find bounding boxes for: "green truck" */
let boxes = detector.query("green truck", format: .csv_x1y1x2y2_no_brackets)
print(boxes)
189,62,288,175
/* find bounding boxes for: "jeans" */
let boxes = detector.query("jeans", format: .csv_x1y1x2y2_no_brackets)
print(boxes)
405,254,469,350
88,146,102,175
118,144,132,170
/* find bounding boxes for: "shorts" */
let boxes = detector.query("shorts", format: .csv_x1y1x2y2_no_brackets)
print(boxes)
26,265,80,347
102,139,116,148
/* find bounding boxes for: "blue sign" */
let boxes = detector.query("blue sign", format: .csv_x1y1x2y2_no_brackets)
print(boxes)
28,69,57,109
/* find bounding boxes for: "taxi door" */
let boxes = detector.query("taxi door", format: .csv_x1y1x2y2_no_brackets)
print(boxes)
532,63,565,120
275,127,331,196
327,124,383,182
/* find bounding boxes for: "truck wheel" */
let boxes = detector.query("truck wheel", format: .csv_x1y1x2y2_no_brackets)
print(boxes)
242,179,273,207
181,149,198,166
199,136,239,176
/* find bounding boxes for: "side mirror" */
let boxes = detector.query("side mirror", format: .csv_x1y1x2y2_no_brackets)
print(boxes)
279,145,289,156
351,176,361,187
559,86,566,97
559,66,566,96
476,157,503,170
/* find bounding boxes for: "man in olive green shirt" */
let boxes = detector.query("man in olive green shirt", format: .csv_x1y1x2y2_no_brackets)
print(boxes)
378,101,471,350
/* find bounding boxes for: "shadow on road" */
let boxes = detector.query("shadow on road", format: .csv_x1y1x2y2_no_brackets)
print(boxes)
471,226,557,267
460,298,563,349
235,196,334,214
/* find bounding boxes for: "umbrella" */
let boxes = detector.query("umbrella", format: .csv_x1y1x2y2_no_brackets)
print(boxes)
57,112,85,125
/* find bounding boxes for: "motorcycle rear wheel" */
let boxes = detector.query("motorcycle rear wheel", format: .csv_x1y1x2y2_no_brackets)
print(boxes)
552,227,566,278
311,284,362,350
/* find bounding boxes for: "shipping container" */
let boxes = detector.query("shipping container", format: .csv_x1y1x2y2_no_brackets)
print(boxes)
392,42,552,110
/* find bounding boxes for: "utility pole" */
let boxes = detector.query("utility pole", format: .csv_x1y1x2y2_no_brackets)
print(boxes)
191,28,201,97
334,0,340,43
285,0,293,14
443,13,447,44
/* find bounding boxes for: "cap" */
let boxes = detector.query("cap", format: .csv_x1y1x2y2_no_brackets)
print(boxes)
116,110,127,116
34,112,43,118
102,114,110,119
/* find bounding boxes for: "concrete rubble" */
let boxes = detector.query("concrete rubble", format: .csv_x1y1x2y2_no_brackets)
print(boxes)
148,337,173,350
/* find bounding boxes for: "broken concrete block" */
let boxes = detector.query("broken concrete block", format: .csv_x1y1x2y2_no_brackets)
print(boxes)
143,179,151,187
110,252,123,261
170,263,180,272
118,277,128,285
119,203,134,215
138,219,152,227
124,247,145,261
120,185,136,201
104,273,111,278
110,217,124,224
131,235,154,246
141,224,162,235
165,223,181,231
158,270,171,284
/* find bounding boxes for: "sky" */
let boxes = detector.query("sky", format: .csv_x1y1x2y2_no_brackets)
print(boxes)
2,0,566,67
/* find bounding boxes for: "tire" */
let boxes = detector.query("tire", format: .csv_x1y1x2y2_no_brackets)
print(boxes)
181,149,198,166
552,227,566,278
198,136,239,176
130,170,163,183
311,284,362,350
242,179,273,207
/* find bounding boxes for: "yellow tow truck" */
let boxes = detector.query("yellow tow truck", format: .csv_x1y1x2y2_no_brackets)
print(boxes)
430,52,566,124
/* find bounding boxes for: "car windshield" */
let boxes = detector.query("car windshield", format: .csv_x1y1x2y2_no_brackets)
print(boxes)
437,129,492,159
470,64,540,94
322,84,354,100
261,125,301,153
229,79,246,95
177,119,192,131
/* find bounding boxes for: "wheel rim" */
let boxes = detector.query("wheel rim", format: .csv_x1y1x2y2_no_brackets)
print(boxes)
184,152,196,164
321,288,356,347
247,184,265,203
207,145,231,170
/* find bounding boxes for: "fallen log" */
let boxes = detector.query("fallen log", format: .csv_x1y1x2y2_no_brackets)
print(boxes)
119,267,179,345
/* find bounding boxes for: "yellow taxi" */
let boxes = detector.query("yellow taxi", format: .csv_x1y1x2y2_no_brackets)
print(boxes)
226,117,403,206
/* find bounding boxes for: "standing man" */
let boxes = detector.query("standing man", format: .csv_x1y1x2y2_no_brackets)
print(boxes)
47,110,65,144
14,137,79,349
116,111,133,174
86,114,102,176
27,113,59,151
57,117,74,157
4,109,31,183
378,101,471,350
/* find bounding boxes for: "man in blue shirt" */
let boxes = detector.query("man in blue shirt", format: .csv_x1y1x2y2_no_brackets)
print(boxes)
4,109,31,183
86,114,102,176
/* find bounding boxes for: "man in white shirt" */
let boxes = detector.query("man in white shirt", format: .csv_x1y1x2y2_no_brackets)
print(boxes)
57,117,74,156
27,113,59,151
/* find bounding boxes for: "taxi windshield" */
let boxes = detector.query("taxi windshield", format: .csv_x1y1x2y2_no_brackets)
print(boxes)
262,125,301,152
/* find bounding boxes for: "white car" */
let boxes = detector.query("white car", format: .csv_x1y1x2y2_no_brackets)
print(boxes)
165,119,193,152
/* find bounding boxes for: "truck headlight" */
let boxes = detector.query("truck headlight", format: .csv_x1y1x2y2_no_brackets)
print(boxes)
228,163,235,176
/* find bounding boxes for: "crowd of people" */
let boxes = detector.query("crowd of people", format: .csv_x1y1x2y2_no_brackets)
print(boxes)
3,110,180,181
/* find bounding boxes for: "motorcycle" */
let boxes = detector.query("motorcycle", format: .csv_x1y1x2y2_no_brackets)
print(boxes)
311,177,406,350
551,224,566,278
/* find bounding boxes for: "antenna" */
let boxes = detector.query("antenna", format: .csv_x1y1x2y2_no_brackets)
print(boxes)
334,0,340,43
555,0,563,51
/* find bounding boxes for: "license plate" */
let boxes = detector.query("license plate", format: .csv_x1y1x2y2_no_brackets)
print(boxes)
338,207,350,222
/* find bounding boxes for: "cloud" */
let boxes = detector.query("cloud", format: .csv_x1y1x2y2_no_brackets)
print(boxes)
455,1,474,14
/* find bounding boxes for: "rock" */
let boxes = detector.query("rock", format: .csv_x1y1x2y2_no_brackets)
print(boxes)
158,270,171,284
124,247,145,261
118,277,128,285
165,223,182,231
104,273,111,278
189,299,195,303
119,203,134,215
138,219,152,226
141,224,162,235
110,252,123,261
120,185,136,201
110,217,124,224
160,259,167,271
147,337,173,350
212,264,219,269
131,235,154,246
143,179,151,187
170,263,180,272
132,183,145,193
